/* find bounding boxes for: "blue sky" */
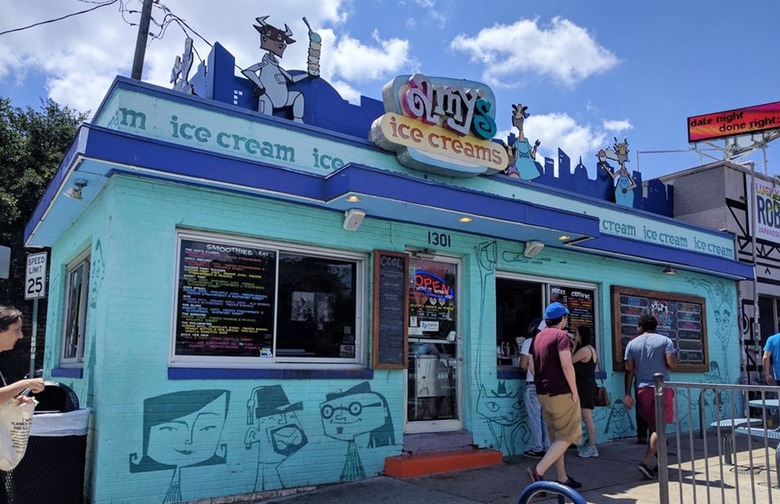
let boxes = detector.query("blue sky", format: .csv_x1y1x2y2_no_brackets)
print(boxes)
1,0,779,181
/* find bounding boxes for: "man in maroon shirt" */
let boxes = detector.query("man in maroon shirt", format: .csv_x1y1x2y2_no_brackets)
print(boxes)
526,301,582,489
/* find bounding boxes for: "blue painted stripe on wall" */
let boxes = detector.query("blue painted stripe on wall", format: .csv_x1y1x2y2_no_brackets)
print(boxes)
51,367,84,379
169,367,374,380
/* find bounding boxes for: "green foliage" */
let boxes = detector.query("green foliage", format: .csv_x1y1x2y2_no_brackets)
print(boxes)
0,97,86,308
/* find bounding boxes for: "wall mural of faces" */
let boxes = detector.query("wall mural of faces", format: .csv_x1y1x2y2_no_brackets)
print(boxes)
129,383,396,500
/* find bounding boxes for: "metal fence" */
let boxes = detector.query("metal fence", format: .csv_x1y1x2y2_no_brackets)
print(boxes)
655,374,780,504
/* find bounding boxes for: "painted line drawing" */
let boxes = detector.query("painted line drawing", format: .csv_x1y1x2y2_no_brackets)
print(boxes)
320,381,395,481
130,390,230,504
244,385,308,492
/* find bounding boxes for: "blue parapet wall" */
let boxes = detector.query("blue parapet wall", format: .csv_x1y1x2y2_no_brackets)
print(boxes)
188,43,673,217
528,149,673,217
190,42,384,138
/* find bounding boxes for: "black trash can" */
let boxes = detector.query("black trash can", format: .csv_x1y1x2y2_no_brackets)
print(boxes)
3,382,90,504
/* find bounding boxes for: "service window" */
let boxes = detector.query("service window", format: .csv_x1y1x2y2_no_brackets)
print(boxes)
171,231,365,367
495,274,596,371
61,253,90,365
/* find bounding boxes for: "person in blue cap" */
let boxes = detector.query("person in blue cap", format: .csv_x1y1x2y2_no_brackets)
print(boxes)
526,301,582,489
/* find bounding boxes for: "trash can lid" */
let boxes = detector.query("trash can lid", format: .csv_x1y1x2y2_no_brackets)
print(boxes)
30,408,91,437
24,381,80,412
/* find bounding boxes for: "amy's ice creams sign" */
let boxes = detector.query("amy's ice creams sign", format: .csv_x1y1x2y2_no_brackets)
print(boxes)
370,74,507,177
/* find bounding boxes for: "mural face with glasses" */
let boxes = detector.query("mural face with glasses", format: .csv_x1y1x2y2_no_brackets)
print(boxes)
320,382,395,481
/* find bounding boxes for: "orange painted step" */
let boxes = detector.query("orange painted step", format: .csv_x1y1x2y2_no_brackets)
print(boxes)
384,448,504,478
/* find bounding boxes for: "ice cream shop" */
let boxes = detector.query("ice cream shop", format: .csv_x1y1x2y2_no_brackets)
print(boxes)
25,18,752,504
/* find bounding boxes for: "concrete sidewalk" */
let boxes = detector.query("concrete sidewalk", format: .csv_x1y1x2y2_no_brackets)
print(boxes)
254,438,669,503
240,435,780,503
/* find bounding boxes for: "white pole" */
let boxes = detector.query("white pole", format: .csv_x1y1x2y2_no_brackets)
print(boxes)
29,298,38,378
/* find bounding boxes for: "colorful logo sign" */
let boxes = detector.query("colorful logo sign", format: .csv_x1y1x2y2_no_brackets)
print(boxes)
370,74,507,177
755,178,780,241
688,101,780,143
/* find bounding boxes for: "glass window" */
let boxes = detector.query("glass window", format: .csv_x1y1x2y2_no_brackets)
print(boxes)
276,253,357,359
62,255,90,364
494,275,597,370
172,232,363,366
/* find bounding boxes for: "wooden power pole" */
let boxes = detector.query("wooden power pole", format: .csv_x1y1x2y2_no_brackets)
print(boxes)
131,0,154,80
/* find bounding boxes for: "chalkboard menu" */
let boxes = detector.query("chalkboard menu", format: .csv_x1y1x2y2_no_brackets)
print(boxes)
611,286,708,372
175,239,276,356
372,251,409,369
549,285,596,344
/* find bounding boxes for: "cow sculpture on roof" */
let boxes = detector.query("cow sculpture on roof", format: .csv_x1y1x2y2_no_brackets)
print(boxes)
242,16,320,123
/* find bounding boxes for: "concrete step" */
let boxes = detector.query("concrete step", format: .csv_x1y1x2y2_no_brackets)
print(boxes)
384,448,504,478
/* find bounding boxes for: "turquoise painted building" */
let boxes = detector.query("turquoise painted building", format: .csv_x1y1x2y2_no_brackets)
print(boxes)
25,42,752,503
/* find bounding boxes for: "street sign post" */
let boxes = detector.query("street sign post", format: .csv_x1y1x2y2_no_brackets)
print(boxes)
25,252,47,378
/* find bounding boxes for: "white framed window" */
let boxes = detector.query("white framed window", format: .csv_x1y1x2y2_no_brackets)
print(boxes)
61,252,90,365
171,231,365,368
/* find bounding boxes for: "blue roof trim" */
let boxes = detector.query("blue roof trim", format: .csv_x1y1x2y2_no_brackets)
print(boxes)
574,235,754,279
26,125,601,243
24,128,89,242
324,164,601,237
169,367,374,380
503,169,729,242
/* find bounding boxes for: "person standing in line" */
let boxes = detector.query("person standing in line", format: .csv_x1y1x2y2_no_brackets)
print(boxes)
762,322,780,385
526,302,582,489
572,325,599,458
0,306,45,401
520,318,549,459
623,313,677,479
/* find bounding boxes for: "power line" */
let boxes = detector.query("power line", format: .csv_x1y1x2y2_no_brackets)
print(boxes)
0,0,119,37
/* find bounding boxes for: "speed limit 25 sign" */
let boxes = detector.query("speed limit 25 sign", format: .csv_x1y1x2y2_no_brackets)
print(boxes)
25,252,47,300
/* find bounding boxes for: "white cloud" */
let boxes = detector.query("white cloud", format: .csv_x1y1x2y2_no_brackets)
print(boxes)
326,30,412,84
449,16,619,88
602,119,633,133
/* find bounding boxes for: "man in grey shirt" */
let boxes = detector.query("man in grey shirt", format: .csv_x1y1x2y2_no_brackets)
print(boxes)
624,313,677,480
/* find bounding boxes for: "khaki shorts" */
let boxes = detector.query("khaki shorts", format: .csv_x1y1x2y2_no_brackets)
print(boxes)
538,393,583,444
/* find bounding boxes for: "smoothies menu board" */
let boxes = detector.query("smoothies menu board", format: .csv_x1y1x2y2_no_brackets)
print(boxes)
175,239,276,356
549,285,595,342
610,286,708,372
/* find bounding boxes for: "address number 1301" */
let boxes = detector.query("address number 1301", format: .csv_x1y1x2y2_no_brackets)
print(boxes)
427,231,451,248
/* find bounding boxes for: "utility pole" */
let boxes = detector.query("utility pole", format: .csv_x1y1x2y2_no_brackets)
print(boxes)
131,0,154,80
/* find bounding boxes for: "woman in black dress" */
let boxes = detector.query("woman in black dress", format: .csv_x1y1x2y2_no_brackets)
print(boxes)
572,325,599,457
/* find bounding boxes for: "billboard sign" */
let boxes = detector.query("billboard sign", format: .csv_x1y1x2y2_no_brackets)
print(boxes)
755,178,780,242
688,101,780,143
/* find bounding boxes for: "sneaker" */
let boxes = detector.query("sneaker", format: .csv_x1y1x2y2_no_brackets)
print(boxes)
522,449,545,459
558,476,583,489
527,466,543,483
526,467,546,497
577,446,599,458
638,462,657,480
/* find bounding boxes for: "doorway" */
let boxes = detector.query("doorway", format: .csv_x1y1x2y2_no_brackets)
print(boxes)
406,255,462,432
